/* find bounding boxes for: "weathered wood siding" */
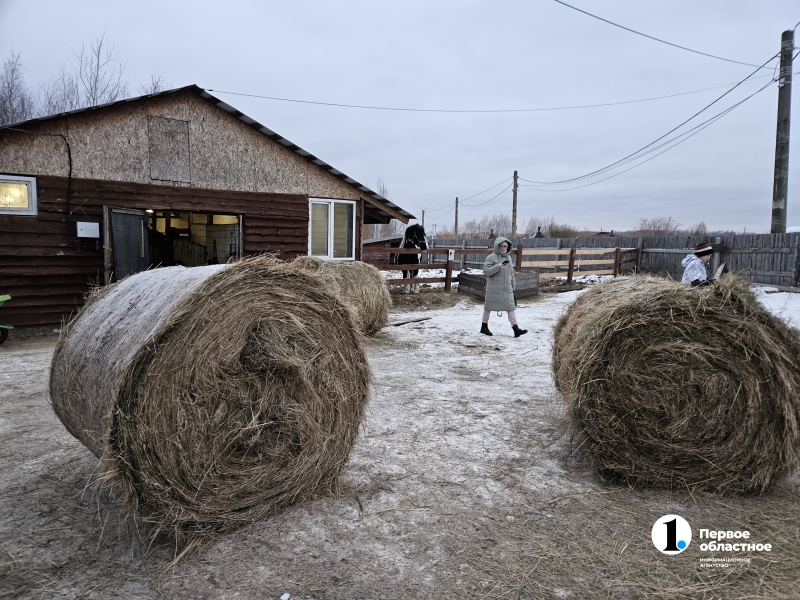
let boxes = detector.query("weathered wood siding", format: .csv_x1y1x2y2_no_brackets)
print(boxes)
0,176,309,326
0,90,371,203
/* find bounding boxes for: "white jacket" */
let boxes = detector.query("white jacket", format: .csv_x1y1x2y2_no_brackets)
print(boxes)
681,254,707,284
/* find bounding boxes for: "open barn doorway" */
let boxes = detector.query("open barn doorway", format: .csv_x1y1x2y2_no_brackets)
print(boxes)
103,208,242,283
147,211,241,268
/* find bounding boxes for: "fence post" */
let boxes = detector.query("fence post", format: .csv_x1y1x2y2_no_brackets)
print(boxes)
445,248,454,292
567,247,576,283
614,247,622,276
793,235,800,287
712,236,722,275
516,242,523,272
460,240,467,271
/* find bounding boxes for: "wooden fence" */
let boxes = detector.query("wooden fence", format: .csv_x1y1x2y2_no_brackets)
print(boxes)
520,247,639,283
431,233,800,286
362,244,638,287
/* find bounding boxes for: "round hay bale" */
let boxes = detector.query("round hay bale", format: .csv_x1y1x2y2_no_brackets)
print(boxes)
552,274,800,494
292,255,390,335
50,256,370,537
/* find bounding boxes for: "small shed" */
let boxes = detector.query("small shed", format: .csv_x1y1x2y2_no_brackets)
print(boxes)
0,85,414,326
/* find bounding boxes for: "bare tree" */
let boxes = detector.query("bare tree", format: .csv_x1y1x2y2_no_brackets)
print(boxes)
36,31,128,116
632,216,681,236
138,72,171,95
38,67,82,115
523,216,579,238
690,221,708,236
548,221,580,238
0,52,35,125
366,178,407,239
75,31,127,106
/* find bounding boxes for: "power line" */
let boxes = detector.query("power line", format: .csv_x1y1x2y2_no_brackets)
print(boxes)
206,75,776,115
419,177,511,216
462,185,513,208
518,78,777,193
519,53,778,185
460,177,512,201
551,0,770,69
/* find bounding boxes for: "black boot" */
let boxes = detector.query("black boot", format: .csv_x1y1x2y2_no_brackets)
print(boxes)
480,323,493,336
513,324,528,338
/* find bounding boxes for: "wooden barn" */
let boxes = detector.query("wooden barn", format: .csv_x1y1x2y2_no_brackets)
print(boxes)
0,85,414,326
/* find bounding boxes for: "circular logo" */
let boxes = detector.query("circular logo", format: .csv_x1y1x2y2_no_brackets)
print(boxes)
652,515,692,555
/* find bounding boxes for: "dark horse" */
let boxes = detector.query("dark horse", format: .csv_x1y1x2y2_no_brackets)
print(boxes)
391,224,428,294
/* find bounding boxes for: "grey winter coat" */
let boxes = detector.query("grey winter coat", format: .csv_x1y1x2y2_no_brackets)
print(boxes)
483,236,516,312
681,254,707,284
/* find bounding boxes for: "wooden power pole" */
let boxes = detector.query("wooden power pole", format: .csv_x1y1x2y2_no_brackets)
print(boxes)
772,29,793,234
511,170,519,240
454,197,459,240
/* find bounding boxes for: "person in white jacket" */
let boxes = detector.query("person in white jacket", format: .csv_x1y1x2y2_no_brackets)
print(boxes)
681,243,713,285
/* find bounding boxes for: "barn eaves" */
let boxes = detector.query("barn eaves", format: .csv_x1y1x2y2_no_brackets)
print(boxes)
0,84,415,223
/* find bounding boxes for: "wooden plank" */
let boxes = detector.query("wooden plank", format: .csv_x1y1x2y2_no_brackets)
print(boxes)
574,249,618,255
522,248,572,255
370,263,448,270
385,277,447,285
575,258,616,266
522,259,572,267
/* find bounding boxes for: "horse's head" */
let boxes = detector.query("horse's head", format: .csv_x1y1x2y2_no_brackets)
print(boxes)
404,224,428,250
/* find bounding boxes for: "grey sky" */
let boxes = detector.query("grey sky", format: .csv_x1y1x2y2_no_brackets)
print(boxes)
2,0,799,232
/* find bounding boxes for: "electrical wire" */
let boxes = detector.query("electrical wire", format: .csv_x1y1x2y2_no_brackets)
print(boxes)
517,78,777,193
207,75,775,114
418,177,512,217
551,0,770,69
518,53,778,186
462,184,514,208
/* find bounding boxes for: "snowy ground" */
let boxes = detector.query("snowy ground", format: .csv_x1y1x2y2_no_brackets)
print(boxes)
1,284,799,599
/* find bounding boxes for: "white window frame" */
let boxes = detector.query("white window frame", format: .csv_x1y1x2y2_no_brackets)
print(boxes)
0,174,37,216
308,198,356,260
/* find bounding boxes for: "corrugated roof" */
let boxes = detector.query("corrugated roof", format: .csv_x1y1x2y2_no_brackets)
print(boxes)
0,84,414,222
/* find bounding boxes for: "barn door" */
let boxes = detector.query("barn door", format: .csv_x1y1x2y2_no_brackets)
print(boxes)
105,207,149,282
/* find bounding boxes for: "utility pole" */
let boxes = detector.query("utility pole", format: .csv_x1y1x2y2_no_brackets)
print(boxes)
511,170,518,240
454,197,459,240
772,29,793,234
421,209,425,230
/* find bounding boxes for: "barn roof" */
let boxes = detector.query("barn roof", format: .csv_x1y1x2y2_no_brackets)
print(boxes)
0,85,414,222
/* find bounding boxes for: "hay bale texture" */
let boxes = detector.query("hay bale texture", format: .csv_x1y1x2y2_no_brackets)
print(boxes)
553,274,800,494
50,257,370,537
292,256,390,334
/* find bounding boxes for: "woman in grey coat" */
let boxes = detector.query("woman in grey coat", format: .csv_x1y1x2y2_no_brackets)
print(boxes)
480,237,528,337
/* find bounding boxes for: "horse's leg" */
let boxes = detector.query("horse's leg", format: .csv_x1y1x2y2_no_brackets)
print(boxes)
412,269,420,293
402,270,410,294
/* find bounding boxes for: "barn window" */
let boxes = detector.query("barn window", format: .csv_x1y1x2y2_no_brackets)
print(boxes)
0,175,37,216
309,199,355,259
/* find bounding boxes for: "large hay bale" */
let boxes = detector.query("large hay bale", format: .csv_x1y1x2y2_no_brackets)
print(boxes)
553,274,800,494
292,256,390,335
50,256,370,537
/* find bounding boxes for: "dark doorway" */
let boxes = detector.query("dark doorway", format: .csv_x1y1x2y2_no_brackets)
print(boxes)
106,208,149,282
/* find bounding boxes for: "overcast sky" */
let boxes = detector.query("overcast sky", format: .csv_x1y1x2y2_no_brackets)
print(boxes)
2,0,800,233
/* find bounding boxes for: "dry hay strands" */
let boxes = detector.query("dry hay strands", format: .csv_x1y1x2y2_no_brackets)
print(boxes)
49,256,370,539
292,255,390,335
552,274,800,494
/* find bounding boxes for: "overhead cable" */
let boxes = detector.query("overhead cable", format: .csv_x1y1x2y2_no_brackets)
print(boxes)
552,0,769,69
518,78,777,192
518,53,778,186
206,75,775,115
